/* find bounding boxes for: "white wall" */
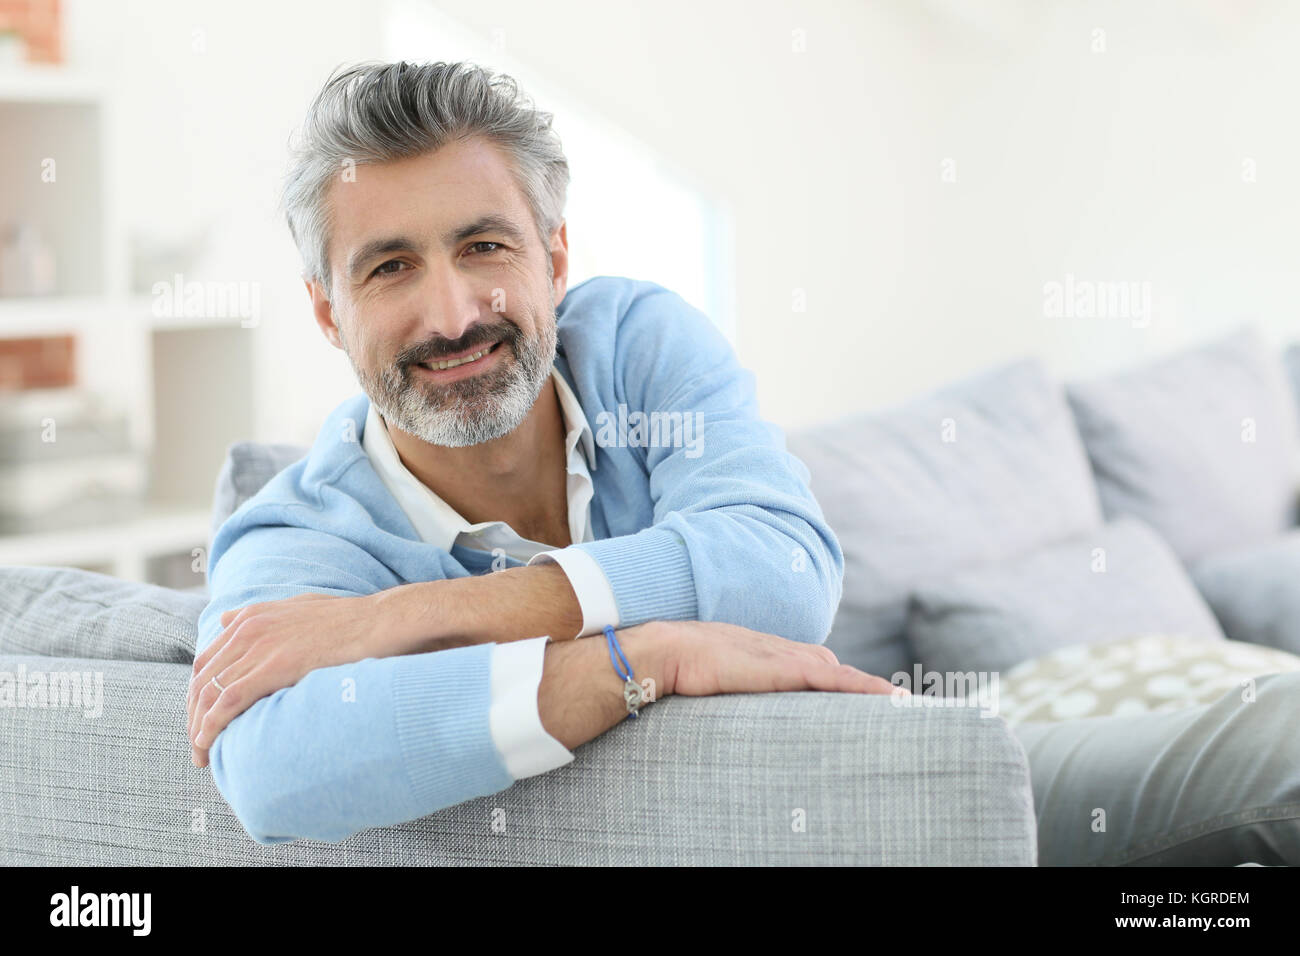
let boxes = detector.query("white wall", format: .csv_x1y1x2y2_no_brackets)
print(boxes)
424,0,1300,425
65,0,1300,436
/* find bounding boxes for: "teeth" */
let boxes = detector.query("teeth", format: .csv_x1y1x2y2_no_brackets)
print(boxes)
429,346,491,370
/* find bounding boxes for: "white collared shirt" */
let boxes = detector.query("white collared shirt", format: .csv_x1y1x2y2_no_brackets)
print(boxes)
361,367,620,780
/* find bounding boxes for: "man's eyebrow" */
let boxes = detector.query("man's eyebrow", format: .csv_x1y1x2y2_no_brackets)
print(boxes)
347,236,420,280
346,215,530,280
442,214,529,248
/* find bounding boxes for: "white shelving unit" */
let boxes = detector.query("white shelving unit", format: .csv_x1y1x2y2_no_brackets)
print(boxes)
0,64,254,587
0,504,212,583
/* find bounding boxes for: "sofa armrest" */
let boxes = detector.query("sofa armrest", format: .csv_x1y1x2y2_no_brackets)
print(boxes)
0,653,1036,865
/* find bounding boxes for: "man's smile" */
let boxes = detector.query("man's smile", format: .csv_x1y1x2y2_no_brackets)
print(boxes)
413,339,506,382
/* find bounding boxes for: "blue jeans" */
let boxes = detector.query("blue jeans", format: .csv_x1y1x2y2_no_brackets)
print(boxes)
1011,671,1300,865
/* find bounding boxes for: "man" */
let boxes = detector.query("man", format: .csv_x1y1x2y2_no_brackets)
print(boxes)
185,60,894,846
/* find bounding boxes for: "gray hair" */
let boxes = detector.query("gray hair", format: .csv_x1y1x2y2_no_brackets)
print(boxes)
279,60,570,299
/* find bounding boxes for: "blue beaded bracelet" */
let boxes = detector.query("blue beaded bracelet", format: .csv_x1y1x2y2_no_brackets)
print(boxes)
604,625,646,719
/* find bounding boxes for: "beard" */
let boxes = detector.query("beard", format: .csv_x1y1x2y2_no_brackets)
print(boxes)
348,304,558,448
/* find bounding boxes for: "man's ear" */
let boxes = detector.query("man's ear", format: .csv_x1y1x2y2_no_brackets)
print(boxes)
306,276,344,350
548,220,569,306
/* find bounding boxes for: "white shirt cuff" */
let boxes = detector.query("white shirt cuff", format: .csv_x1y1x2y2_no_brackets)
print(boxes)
528,547,621,638
488,636,574,780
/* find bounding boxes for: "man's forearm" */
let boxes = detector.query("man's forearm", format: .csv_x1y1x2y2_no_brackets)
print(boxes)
375,562,585,654
209,622,676,844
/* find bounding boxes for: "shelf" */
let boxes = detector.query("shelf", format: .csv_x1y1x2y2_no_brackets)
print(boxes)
0,65,104,104
0,294,148,336
0,294,255,335
0,503,213,582
145,309,257,332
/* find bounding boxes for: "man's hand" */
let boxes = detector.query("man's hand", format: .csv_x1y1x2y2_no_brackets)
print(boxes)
653,620,897,698
187,592,404,767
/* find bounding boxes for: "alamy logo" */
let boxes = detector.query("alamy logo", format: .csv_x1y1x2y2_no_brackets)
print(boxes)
1042,273,1152,327
890,664,1000,718
50,886,151,936
594,404,705,459
0,665,102,718
152,272,262,327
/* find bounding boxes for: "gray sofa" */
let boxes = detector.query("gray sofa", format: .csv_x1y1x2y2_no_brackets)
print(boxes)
5,322,1299,866
0,563,1035,865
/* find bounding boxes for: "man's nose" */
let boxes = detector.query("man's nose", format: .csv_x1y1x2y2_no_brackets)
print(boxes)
418,267,485,343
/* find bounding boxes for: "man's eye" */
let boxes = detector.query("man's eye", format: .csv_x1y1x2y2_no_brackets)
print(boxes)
372,260,408,277
469,241,501,254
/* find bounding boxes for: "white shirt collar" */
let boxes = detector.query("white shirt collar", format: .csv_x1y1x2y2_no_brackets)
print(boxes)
552,363,597,471
362,367,595,555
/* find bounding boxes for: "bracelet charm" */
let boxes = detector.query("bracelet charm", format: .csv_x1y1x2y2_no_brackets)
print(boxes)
623,676,646,717
605,625,646,720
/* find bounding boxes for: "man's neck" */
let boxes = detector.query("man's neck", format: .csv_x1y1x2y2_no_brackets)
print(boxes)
384,375,572,548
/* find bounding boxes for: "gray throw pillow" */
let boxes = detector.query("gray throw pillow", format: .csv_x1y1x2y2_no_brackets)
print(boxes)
787,359,1104,678
906,517,1225,677
209,441,308,545
0,565,204,663
1190,528,1300,655
1065,324,1299,564
1281,344,1300,480
1282,342,1300,423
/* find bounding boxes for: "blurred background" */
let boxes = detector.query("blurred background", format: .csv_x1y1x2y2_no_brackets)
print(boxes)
1,0,1298,584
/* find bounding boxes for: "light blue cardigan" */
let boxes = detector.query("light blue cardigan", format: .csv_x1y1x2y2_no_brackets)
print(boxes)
198,275,844,844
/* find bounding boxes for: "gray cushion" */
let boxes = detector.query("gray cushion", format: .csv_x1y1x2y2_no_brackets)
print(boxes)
787,359,1104,679
906,517,1226,676
209,440,308,545
1190,528,1300,654
1065,325,1299,564
0,565,202,663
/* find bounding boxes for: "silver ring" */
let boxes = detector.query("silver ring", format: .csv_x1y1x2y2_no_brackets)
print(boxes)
210,675,226,692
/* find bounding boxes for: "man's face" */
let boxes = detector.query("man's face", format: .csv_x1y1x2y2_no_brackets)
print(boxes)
310,135,567,447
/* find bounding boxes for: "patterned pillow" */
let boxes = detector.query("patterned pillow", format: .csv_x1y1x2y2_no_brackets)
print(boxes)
998,634,1300,726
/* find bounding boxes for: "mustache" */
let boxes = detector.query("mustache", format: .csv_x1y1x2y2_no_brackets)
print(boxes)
399,322,520,367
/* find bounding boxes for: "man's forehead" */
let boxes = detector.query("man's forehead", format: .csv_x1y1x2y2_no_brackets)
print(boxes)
333,137,519,206
326,143,532,268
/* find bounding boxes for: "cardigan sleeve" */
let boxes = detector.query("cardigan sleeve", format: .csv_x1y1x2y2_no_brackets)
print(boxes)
567,287,844,644
197,523,513,845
